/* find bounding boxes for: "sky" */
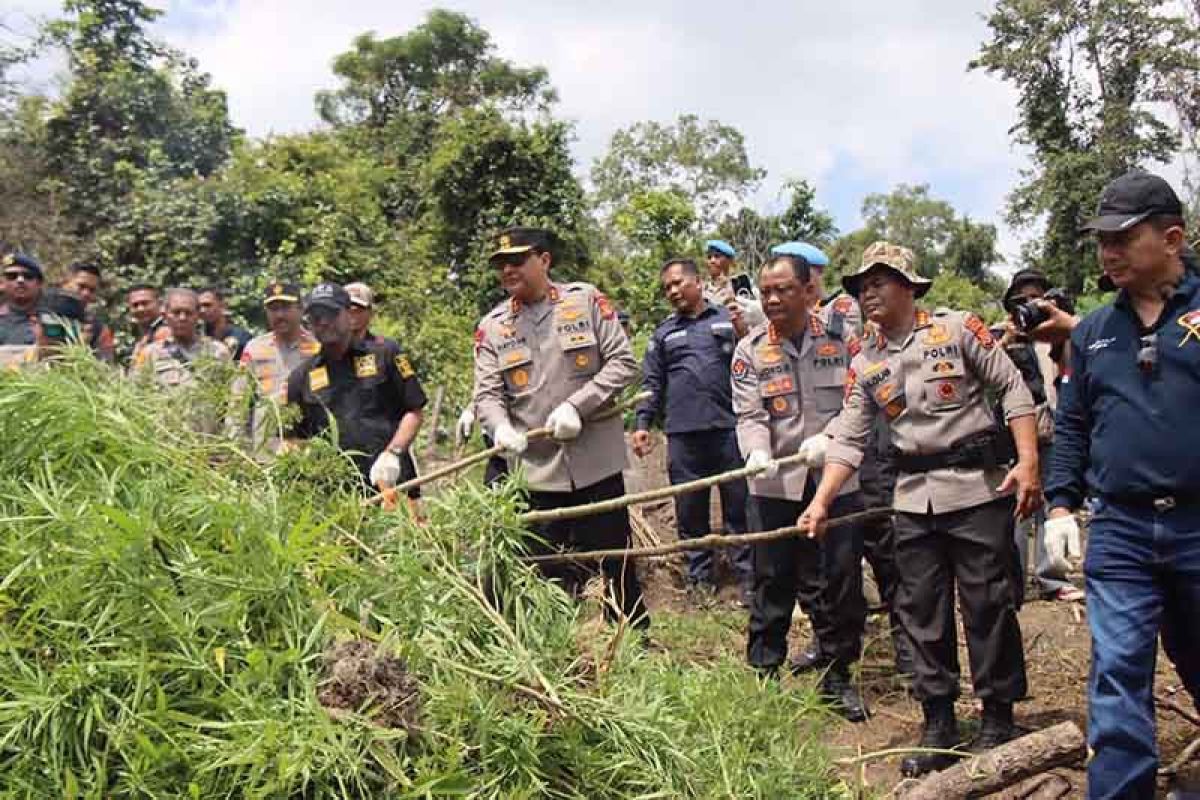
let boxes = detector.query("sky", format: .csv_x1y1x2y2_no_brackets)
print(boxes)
1,0,1113,266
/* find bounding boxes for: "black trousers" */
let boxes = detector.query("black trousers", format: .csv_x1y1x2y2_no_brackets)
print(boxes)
480,433,509,488
527,472,649,628
893,497,1027,702
747,489,865,670
667,429,750,586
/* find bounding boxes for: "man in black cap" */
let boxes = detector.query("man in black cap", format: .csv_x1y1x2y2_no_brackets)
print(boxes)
284,282,427,496
0,253,45,346
1046,171,1200,797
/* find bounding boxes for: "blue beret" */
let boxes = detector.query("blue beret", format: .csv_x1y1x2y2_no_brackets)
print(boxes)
1,252,43,280
770,241,829,268
705,239,736,258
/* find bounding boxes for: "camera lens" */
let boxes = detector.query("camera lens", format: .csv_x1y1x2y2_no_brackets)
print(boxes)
1013,301,1050,331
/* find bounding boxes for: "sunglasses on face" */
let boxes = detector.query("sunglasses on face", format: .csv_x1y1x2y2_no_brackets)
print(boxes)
3,270,35,281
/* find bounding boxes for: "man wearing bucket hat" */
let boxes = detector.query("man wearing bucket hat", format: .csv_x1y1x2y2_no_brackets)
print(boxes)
798,241,1041,776
1045,171,1200,798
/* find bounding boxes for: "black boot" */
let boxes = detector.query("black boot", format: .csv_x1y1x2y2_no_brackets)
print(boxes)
788,639,824,675
900,698,962,777
968,701,1018,753
891,623,915,678
820,667,869,723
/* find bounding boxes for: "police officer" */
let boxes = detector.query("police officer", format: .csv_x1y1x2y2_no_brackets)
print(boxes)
1046,171,1200,798
633,257,750,603
231,282,320,454
731,252,868,721
344,281,423,506
285,282,426,492
799,241,1041,776
772,240,864,338
0,253,45,347
126,284,170,363
133,288,231,387
472,226,647,627
198,287,253,361
702,239,762,334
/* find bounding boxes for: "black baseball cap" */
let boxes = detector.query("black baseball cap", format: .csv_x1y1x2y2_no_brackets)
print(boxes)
304,282,350,313
1004,268,1052,303
1080,171,1183,233
488,226,552,262
263,281,301,305
2,252,44,280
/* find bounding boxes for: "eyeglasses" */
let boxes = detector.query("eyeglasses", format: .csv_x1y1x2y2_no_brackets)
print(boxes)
3,270,35,281
1137,333,1158,376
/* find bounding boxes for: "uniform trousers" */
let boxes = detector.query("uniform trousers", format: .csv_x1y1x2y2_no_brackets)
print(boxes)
1084,498,1200,799
527,472,649,629
747,488,865,670
666,429,750,586
893,496,1027,703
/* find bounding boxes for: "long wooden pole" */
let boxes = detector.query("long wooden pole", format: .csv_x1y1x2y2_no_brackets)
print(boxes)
364,391,650,506
519,451,811,524
520,508,892,565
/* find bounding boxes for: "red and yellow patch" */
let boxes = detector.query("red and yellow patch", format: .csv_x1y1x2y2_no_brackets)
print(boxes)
932,360,955,374
595,291,616,321
732,358,750,381
937,381,959,402
847,334,862,358
772,397,789,413
843,367,858,401
473,327,485,356
833,295,855,314
817,342,840,357
574,353,590,368
964,314,995,349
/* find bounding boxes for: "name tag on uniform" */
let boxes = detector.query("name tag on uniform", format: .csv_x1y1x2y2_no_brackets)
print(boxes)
354,355,378,378
711,321,734,332
309,366,329,391
665,330,687,342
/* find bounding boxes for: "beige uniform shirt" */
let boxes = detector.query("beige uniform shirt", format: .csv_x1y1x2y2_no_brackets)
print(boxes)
232,330,320,450
826,308,1035,514
704,274,766,330
134,336,230,387
817,293,863,339
473,281,638,492
731,316,860,501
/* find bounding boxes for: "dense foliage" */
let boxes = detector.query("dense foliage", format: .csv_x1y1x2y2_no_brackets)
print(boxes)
0,352,840,797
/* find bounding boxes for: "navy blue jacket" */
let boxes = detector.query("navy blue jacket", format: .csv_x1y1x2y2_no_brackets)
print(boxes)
636,302,738,435
1047,260,1200,510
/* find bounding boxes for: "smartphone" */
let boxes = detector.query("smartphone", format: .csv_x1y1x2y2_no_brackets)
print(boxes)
730,273,754,297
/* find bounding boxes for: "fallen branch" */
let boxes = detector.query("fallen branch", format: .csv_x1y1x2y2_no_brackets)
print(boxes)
521,508,892,565
364,392,649,506
899,721,1086,799
519,450,810,524
1162,733,1200,777
1157,694,1200,728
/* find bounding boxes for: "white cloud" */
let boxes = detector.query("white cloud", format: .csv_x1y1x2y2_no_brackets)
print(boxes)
5,0,1128,267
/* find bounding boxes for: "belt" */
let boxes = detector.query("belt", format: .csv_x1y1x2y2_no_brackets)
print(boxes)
1102,492,1200,513
893,432,1015,474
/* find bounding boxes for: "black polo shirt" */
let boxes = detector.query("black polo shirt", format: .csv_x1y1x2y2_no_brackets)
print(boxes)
285,338,426,477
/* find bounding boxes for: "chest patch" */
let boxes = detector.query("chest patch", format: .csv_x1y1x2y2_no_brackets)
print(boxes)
354,355,378,378
1178,309,1200,346
395,355,415,378
309,366,329,392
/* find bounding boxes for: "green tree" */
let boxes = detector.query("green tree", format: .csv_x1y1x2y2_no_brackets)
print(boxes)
714,179,837,271
591,114,765,229
41,0,238,234
971,0,1199,293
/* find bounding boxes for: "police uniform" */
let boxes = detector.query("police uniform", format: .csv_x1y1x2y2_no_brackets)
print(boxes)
213,324,252,362
130,317,171,364
234,329,320,452
702,274,766,330
473,239,646,625
1047,172,1200,797
285,336,427,485
636,301,749,591
827,304,1034,710
731,316,866,677
133,336,230,387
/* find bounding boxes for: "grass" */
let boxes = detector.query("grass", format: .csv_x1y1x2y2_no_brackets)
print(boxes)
0,350,843,798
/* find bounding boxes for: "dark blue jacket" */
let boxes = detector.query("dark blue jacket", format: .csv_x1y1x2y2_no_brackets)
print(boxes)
1047,260,1200,510
636,302,738,435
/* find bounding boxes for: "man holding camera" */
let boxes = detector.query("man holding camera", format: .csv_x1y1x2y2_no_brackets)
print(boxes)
998,270,1082,604
702,239,760,335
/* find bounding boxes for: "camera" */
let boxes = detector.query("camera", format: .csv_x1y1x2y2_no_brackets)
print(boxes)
1005,288,1074,332
730,273,754,297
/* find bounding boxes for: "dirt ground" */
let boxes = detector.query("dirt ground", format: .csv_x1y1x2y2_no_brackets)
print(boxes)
619,433,1200,798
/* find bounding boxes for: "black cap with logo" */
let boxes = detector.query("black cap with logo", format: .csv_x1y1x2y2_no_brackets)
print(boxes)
1080,171,1183,233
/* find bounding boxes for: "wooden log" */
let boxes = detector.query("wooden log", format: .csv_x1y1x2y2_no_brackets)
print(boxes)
900,721,1085,800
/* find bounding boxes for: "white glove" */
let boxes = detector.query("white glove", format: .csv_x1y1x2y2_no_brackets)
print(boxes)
745,449,778,479
798,434,828,467
546,402,582,441
1044,515,1083,573
368,450,402,488
494,421,528,455
456,408,475,442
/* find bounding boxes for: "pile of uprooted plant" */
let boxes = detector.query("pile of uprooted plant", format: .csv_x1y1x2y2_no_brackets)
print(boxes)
0,351,839,798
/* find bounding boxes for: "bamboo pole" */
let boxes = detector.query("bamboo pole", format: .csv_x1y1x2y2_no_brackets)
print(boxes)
520,508,892,565
363,391,649,507
519,451,811,524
